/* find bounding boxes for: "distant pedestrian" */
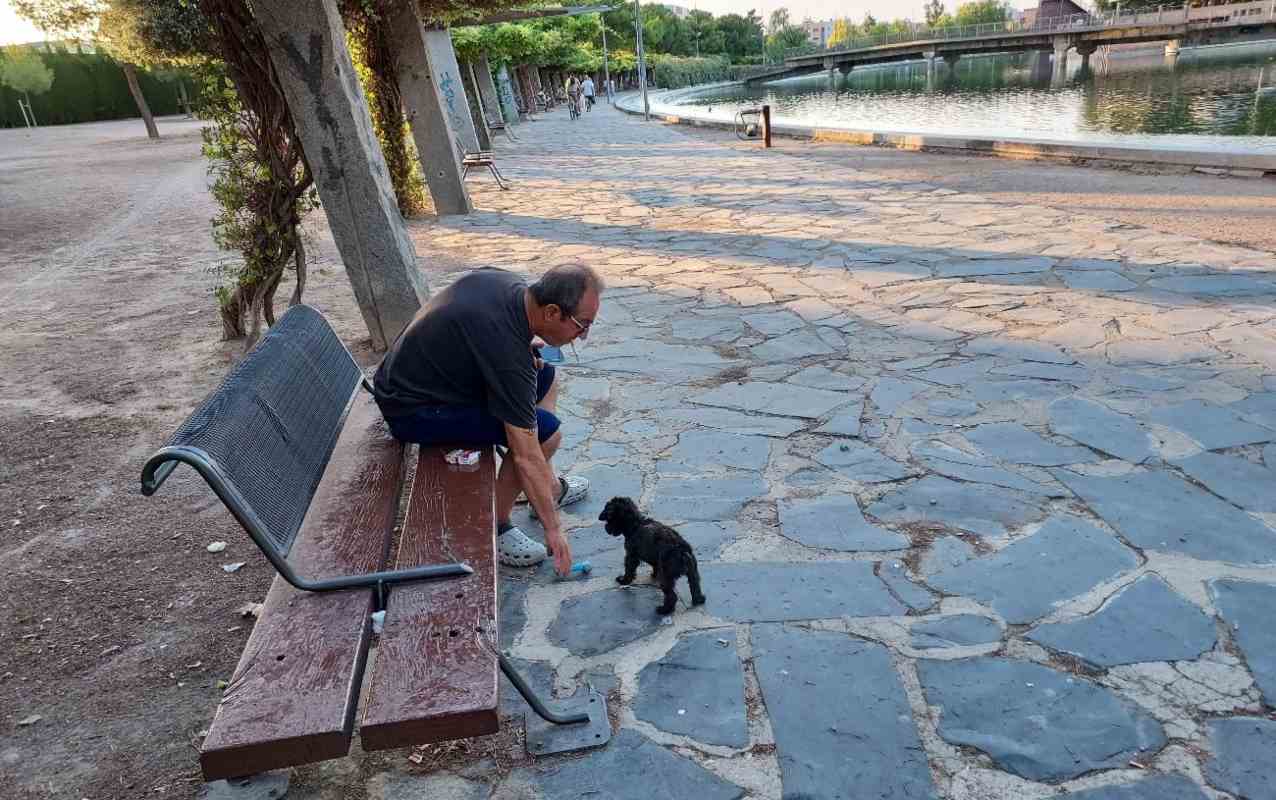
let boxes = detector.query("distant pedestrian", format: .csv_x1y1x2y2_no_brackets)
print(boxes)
582,75,596,111
565,75,581,119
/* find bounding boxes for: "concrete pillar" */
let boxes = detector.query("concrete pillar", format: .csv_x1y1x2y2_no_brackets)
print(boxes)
459,63,492,151
420,28,481,155
252,0,425,351
495,63,521,123
473,55,505,127
1165,38,1181,66
1076,43,1096,74
385,3,472,217
943,53,960,71
1052,37,1070,86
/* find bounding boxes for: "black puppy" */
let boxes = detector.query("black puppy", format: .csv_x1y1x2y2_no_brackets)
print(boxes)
598,496,706,615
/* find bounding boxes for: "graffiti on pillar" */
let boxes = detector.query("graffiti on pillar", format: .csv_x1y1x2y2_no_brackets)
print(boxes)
439,71,467,133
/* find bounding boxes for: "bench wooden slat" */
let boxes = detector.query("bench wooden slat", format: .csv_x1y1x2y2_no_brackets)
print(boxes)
199,392,404,780
359,446,499,750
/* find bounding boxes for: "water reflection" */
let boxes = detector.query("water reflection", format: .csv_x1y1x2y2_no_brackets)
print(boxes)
670,43,1276,150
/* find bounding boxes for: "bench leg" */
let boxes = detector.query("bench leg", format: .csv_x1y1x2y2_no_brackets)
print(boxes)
500,653,613,755
487,163,509,191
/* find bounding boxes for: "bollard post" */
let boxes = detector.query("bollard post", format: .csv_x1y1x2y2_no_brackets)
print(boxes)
762,104,772,148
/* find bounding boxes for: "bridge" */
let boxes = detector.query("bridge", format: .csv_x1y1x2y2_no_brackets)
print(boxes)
745,2,1276,87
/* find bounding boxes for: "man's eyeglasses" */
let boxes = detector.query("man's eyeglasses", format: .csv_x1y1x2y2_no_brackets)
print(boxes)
569,315,593,335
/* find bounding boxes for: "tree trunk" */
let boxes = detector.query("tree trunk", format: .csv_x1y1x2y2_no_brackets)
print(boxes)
177,81,193,117
290,234,307,307
121,63,160,139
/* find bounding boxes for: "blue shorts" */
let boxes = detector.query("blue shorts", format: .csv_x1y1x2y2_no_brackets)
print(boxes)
382,364,560,446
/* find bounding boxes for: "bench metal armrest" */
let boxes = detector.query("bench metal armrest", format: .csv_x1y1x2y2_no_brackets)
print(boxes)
141,447,473,591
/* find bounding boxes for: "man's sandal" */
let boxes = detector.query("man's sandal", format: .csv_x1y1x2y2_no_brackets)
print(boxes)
497,525,547,567
529,475,590,520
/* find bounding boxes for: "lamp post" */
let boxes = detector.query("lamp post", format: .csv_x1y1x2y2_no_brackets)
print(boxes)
602,20,612,103
635,0,649,119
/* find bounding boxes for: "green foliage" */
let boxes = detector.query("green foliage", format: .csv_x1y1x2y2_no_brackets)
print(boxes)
716,11,764,61
827,18,853,48
925,0,946,26
764,24,809,63
0,46,55,96
648,53,730,89
767,7,790,34
0,46,185,127
12,0,104,37
952,0,1012,27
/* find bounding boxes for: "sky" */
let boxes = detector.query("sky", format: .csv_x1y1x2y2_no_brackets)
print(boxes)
1,0,45,46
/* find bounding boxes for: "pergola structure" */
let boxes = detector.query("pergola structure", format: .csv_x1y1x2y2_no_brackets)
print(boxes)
248,1,614,349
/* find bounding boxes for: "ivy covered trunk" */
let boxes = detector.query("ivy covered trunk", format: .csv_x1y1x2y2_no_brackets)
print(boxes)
342,3,428,218
198,0,316,345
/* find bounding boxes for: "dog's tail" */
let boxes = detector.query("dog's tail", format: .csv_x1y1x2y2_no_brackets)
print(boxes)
683,547,705,604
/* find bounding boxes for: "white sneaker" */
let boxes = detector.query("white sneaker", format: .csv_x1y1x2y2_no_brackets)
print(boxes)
498,526,547,567
530,475,590,520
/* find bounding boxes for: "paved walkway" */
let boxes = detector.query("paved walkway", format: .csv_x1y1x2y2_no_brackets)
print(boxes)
391,103,1276,799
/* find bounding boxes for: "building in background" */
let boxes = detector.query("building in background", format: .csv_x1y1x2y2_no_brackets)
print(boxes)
800,18,837,47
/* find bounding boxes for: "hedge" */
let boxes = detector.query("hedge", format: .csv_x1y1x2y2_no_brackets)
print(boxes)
0,48,189,128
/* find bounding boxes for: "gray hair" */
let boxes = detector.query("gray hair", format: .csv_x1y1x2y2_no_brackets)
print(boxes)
529,264,605,316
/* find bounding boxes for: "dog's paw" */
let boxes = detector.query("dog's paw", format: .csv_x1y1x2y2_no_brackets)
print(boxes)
656,604,675,616
616,575,634,585
692,594,707,606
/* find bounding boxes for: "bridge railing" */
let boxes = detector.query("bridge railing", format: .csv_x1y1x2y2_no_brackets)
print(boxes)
784,2,1274,61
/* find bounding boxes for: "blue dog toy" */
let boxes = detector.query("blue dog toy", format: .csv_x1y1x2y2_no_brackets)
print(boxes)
556,560,592,581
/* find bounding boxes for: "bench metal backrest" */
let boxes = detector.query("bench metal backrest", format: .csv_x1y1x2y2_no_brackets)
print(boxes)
141,304,471,592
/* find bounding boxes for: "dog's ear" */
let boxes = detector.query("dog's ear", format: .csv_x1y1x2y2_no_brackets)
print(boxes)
611,496,641,530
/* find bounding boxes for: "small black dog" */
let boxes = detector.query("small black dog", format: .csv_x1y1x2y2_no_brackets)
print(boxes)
598,496,706,615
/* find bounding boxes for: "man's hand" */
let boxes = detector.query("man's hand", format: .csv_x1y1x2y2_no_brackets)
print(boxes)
545,527,572,577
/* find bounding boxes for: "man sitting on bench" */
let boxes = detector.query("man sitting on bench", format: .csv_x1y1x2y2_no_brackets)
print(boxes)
372,264,603,574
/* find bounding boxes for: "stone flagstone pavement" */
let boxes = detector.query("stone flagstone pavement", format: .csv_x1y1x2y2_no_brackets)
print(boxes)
388,103,1276,799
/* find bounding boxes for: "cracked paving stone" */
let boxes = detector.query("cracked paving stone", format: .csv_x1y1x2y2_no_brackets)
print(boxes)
1146,274,1276,297
880,560,936,611
1057,270,1138,292
649,474,767,521
866,475,1046,537
1230,391,1276,430
814,401,865,437
917,359,999,387
1204,717,1276,800
964,337,1074,364
498,656,554,717
671,315,745,342
1173,451,1276,513
1210,579,1276,706
1107,339,1219,367
929,516,1137,624
520,728,745,800
990,362,1091,383
969,379,1073,404
965,422,1099,466
921,535,976,576
677,520,744,559
752,624,938,800
634,630,749,747
933,257,1054,278
1146,400,1276,450
549,586,668,656
786,365,866,392
917,657,1166,782
690,381,849,419
815,441,918,483
669,407,806,438
562,462,645,524
368,773,489,800
1045,774,1209,800
871,377,928,415
582,340,738,382
847,261,933,287
499,575,532,649
752,329,838,361
910,615,1002,650
661,430,771,473
741,310,806,336
701,562,908,621
1026,575,1216,667
911,439,1063,496
1048,397,1156,463
1052,468,1276,565
779,495,909,551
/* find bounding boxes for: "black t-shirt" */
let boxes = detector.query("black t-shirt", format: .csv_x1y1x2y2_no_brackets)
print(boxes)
373,268,537,429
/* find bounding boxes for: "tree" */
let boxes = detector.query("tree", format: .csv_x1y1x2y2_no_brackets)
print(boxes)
717,11,764,61
859,12,877,35
0,46,55,123
827,18,854,49
924,0,946,27
953,0,1011,27
768,7,790,35
14,0,162,138
764,24,808,63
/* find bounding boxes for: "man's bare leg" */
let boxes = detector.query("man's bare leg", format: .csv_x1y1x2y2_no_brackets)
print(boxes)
497,429,561,526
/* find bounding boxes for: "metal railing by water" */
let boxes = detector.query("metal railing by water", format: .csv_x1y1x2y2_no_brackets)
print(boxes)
784,1,1276,61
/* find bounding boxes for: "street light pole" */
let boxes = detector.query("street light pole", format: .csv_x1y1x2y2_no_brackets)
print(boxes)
602,21,612,103
635,0,649,119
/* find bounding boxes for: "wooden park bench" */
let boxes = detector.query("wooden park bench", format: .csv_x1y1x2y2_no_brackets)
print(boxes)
140,305,608,783
457,137,510,191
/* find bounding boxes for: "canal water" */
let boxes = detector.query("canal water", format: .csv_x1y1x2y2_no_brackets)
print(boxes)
665,42,1276,153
